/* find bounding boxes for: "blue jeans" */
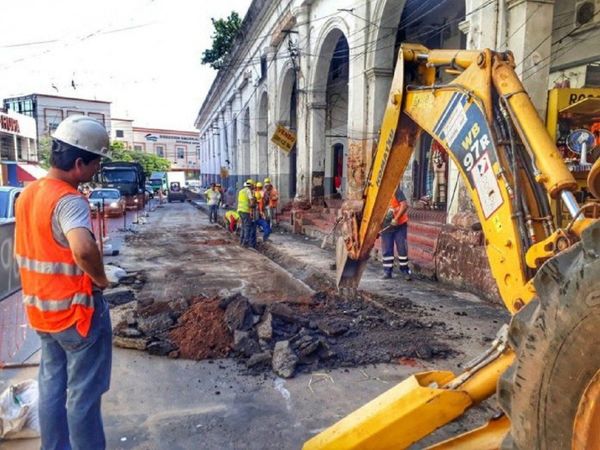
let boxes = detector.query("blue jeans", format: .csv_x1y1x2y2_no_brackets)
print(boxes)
239,212,256,248
37,293,112,450
381,223,409,275
255,218,271,241
209,204,218,223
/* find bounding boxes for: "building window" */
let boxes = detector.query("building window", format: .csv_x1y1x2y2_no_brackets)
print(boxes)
116,130,124,138
87,112,105,125
155,145,165,157
260,55,267,81
44,108,64,134
134,144,143,152
176,146,185,159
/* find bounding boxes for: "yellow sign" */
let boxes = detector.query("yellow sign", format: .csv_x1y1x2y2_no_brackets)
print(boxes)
271,124,296,153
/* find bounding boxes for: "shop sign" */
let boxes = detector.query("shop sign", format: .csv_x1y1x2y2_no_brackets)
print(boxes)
0,114,20,135
271,124,296,153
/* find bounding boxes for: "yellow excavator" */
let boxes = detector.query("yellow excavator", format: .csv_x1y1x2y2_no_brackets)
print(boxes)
304,44,600,450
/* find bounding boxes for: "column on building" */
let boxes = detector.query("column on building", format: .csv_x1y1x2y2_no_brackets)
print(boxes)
265,45,278,190
345,3,371,202
236,93,248,183
219,110,228,187
293,5,311,204
225,99,236,191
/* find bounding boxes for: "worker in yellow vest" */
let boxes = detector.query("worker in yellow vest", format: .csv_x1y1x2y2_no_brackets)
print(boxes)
14,116,112,449
225,210,240,233
237,179,256,247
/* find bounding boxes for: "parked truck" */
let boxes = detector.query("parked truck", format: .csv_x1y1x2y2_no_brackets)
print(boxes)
149,171,168,193
97,161,146,210
167,171,186,189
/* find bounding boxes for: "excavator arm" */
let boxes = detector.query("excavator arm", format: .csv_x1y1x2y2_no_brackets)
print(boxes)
336,44,579,313
306,45,598,449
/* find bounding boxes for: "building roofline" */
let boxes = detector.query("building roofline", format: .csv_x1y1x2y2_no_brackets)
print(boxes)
133,126,198,135
111,118,134,122
4,92,112,104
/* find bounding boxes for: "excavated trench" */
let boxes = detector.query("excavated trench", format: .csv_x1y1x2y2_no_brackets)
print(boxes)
107,217,460,379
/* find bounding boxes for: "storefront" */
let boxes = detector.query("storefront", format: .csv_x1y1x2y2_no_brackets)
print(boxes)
546,88,600,226
0,110,38,186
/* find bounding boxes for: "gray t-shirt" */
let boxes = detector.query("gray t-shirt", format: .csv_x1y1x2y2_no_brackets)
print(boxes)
52,194,93,247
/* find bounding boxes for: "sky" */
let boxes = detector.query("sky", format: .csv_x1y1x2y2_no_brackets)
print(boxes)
0,0,252,131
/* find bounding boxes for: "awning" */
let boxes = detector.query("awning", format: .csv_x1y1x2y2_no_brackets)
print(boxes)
559,97,600,116
17,164,47,183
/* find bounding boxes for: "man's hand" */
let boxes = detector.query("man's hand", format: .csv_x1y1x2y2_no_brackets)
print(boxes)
65,227,109,289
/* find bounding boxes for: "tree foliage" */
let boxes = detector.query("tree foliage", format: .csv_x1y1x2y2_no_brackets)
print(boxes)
38,137,52,169
109,141,171,176
201,12,242,70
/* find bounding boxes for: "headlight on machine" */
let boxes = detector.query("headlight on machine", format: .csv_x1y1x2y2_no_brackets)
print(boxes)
109,202,118,208
134,198,138,203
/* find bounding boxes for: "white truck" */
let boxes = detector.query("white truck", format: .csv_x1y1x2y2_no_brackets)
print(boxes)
167,171,186,188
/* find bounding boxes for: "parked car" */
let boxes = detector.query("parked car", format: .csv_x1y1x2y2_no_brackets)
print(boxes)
167,182,186,203
88,188,126,217
0,186,23,221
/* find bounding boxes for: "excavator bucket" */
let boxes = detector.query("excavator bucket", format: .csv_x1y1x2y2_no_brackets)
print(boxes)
335,236,366,289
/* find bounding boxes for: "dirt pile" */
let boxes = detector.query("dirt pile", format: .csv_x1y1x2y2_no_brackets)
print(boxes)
112,289,454,378
170,298,232,359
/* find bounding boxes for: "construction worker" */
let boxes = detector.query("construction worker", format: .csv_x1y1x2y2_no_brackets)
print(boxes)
237,179,256,247
204,183,221,223
224,209,240,233
263,177,279,226
380,186,411,281
254,182,271,241
14,116,112,449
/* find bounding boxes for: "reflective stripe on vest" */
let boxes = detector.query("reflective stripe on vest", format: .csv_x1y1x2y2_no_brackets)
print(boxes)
16,255,84,276
23,292,94,311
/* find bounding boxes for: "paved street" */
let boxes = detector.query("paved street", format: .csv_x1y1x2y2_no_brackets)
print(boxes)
1,200,508,450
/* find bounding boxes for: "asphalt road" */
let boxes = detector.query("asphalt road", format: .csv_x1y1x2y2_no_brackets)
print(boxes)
1,201,507,450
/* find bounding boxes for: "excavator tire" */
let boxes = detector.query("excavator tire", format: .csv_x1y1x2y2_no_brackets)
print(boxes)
498,220,600,450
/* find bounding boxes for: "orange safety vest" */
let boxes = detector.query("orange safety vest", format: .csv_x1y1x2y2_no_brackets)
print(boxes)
268,187,279,208
15,178,94,337
389,195,408,226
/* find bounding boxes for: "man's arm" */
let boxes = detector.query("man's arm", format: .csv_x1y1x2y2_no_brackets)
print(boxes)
65,228,109,289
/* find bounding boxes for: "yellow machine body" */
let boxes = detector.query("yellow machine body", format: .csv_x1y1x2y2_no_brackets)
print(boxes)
312,45,598,449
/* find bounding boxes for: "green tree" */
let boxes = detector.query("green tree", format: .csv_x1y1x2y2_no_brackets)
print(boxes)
201,12,242,70
38,137,52,169
109,141,171,176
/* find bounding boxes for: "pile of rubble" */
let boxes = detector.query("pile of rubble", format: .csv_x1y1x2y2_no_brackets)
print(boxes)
111,287,454,379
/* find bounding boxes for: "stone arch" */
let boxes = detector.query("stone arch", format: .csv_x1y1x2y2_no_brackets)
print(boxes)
309,24,350,201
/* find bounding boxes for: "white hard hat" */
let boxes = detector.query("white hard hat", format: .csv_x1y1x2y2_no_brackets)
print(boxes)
52,115,111,159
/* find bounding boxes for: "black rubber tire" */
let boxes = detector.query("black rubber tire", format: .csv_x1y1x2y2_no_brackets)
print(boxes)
498,221,600,449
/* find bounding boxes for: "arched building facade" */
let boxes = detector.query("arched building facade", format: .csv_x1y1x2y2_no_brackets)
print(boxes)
195,0,558,208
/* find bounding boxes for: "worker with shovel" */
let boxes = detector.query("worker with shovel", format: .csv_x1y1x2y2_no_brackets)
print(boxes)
380,186,411,281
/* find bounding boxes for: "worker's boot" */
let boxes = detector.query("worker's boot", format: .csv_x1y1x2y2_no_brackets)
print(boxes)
401,268,412,281
382,270,392,280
